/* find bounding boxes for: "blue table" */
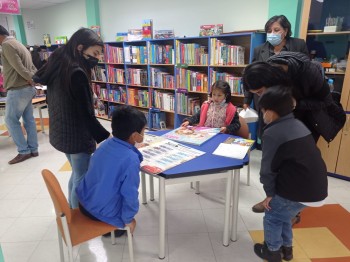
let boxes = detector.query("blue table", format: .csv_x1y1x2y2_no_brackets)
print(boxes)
140,130,249,259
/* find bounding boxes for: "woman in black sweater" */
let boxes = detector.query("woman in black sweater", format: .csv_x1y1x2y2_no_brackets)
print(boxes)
34,28,110,208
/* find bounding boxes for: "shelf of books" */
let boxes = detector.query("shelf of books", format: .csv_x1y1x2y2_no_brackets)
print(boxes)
93,32,265,130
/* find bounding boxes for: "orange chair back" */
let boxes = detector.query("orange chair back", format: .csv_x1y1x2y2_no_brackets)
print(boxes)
42,169,72,223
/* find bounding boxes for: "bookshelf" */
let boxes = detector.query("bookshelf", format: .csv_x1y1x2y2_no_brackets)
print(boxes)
94,32,265,130
300,0,350,180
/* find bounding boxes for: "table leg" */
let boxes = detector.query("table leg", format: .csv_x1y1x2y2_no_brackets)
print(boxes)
195,181,200,194
159,177,166,259
141,172,147,205
223,171,233,246
231,169,240,242
38,107,45,133
149,175,154,201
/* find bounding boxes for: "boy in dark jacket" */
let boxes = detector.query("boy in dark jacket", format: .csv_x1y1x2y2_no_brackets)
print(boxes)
254,85,328,262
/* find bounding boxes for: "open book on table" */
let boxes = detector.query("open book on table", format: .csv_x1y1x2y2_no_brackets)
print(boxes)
212,137,255,159
162,126,221,146
136,134,205,175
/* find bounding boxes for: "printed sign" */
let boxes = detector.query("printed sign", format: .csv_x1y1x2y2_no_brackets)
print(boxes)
0,0,21,15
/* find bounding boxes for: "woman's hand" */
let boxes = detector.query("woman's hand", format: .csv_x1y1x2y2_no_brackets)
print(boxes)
181,121,190,127
220,127,227,133
243,104,250,110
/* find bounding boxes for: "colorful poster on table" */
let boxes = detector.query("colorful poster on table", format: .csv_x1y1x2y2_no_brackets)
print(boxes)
0,0,21,15
136,134,205,175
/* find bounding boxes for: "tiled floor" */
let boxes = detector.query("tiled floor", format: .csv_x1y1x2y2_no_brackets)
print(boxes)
1,109,350,262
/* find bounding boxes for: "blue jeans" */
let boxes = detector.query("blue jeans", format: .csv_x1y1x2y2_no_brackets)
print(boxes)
65,153,91,209
5,86,38,154
264,195,305,251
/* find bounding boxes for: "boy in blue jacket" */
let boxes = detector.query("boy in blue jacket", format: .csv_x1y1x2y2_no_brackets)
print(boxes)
76,105,147,235
253,85,328,262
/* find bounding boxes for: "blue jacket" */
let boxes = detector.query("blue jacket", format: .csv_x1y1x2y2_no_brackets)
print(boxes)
76,137,143,228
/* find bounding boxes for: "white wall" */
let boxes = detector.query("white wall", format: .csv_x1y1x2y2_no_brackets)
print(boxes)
0,14,15,32
4,0,269,44
22,0,87,45
100,0,269,42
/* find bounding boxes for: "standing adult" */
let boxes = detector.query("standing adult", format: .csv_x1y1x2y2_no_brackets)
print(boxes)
0,25,38,164
34,28,110,208
243,15,309,148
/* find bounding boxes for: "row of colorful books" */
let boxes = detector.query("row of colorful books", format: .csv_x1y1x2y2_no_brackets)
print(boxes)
149,68,175,89
128,88,149,107
176,68,208,92
210,38,245,65
107,66,125,84
124,46,148,64
104,44,124,64
92,66,107,82
210,69,243,95
176,91,201,115
126,68,148,86
149,44,174,64
152,90,175,111
175,42,208,65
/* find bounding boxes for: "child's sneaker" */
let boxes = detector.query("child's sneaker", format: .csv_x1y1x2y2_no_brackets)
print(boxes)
281,246,293,261
254,242,282,262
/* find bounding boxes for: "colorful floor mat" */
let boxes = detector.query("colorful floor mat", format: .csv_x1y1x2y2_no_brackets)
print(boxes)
250,204,350,261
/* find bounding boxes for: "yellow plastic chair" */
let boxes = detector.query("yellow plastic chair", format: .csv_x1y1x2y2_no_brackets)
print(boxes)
41,169,134,262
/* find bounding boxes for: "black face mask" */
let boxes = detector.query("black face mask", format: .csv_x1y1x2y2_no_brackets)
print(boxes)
83,53,99,69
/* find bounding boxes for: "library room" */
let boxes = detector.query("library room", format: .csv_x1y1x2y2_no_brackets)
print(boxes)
0,0,349,261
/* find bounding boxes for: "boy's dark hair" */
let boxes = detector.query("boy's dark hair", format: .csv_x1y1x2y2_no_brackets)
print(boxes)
111,105,147,140
242,61,290,92
258,85,294,117
265,15,292,38
0,25,9,36
210,80,231,103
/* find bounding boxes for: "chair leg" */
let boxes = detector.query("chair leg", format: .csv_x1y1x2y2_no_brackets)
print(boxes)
247,150,251,186
125,227,134,262
57,226,65,262
61,215,74,262
111,230,116,245
195,181,200,194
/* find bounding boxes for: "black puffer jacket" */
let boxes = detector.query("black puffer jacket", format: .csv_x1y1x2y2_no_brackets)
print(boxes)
34,62,109,154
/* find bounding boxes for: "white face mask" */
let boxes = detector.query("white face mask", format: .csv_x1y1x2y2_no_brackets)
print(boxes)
263,111,272,125
266,33,283,46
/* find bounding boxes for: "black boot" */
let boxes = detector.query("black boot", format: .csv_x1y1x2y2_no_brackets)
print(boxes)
254,242,282,262
281,246,293,261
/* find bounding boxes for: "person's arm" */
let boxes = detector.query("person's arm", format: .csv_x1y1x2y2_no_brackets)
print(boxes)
259,133,279,197
225,111,241,134
298,39,309,56
2,43,35,81
70,70,110,143
243,91,253,109
120,162,140,228
183,110,201,126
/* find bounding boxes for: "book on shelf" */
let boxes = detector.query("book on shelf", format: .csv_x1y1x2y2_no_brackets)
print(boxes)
142,19,153,39
199,24,223,36
54,36,68,44
43,34,51,47
154,29,175,39
116,32,128,42
127,29,143,41
212,137,255,159
136,134,205,175
90,25,101,38
150,108,166,129
162,126,220,146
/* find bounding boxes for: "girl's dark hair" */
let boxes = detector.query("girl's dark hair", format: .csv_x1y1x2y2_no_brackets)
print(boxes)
258,85,294,117
210,80,231,103
111,105,147,141
36,28,103,88
31,46,45,70
242,61,290,92
265,15,292,39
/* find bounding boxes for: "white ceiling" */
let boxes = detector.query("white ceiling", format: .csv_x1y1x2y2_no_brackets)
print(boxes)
19,0,73,9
